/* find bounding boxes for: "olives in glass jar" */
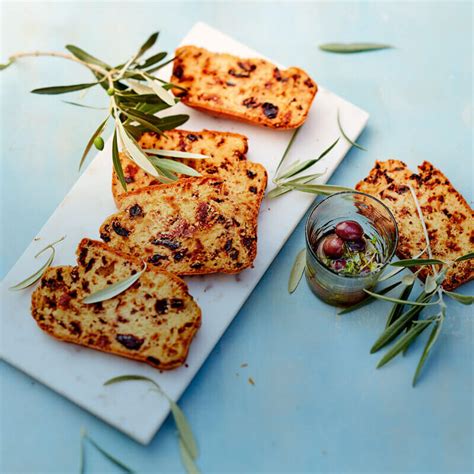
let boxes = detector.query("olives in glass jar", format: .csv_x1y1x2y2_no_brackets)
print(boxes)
322,234,345,259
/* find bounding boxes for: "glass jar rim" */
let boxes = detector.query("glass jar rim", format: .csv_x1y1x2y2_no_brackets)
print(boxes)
304,191,399,279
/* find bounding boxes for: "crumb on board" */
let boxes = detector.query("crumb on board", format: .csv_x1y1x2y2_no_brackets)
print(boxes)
241,363,248,368
248,377,255,386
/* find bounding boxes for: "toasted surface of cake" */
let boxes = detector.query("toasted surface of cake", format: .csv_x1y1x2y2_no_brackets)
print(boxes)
170,45,317,129
112,129,267,207
31,239,201,369
101,177,263,275
356,160,474,290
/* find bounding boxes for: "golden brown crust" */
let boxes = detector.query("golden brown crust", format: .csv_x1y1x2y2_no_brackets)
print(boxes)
111,129,266,208
170,46,317,130
101,176,265,275
356,160,474,290
31,239,201,370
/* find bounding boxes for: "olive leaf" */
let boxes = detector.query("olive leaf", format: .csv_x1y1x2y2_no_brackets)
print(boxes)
112,130,127,191
83,430,134,473
319,43,393,53
277,137,339,180
424,274,438,294
266,174,320,199
179,438,201,474
443,291,474,305
104,374,199,471
385,283,414,327
288,249,306,294
31,82,99,95
338,281,402,315
370,292,433,353
79,116,109,170
144,75,176,106
9,236,66,290
275,127,301,176
66,45,110,69
136,32,159,60
455,251,474,262
62,100,107,110
337,109,366,151
279,182,353,195
364,289,438,307
82,263,146,304
117,120,159,177
390,258,445,267
142,149,208,159
376,319,434,369
138,51,167,69
412,315,444,386
147,157,201,177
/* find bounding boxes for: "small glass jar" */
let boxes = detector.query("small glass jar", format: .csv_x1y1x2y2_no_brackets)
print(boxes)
305,191,398,307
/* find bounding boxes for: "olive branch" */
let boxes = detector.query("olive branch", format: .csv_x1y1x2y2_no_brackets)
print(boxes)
1,32,204,190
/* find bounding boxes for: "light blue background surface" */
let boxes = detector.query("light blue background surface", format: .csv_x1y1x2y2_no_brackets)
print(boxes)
1,1,473,473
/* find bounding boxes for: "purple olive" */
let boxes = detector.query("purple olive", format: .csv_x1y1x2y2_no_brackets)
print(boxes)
335,220,364,241
346,239,366,252
333,259,347,271
322,233,345,259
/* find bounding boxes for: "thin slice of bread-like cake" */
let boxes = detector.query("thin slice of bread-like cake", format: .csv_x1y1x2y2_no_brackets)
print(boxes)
31,239,201,370
112,129,249,205
171,45,317,130
100,177,263,275
356,160,474,290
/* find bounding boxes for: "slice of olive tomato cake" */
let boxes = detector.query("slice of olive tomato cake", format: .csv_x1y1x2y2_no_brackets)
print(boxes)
112,129,252,206
170,46,317,129
356,160,474,290
31,238,201,370
100,176,264,275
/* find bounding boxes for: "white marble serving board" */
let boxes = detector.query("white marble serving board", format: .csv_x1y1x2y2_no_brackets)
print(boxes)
0,22,369,444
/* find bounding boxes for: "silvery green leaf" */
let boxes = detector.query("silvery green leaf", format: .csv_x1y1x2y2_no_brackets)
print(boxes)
275,127,301,175
126,79,155,95
146,55,177,73
282,182,353,195
148,157,200,177
117,120,159,176
143,149,208,159
337,109,367,151
443,291,474,305
155,114,189,131
138,51,167,69
82,263,146,304
402,274,416,285
338,281,402,315
145,76,176,106
267,174,320,199
319,43,392,53
62,100,107,110
104,374,161,390
170,400,199,460
179,438,201,474
424,274,438,294
9,236,66,291
412,313,444,386
120,107,165,135
390,258,444,267
79,116,109,170
112,130,127,191
31,82,98,95
288,249,306,294
455,251,474,262
363,289,438,306
85,434,135,473
376,319,433,369
65,45,110,69
384,282,414,327
136,32,159,59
